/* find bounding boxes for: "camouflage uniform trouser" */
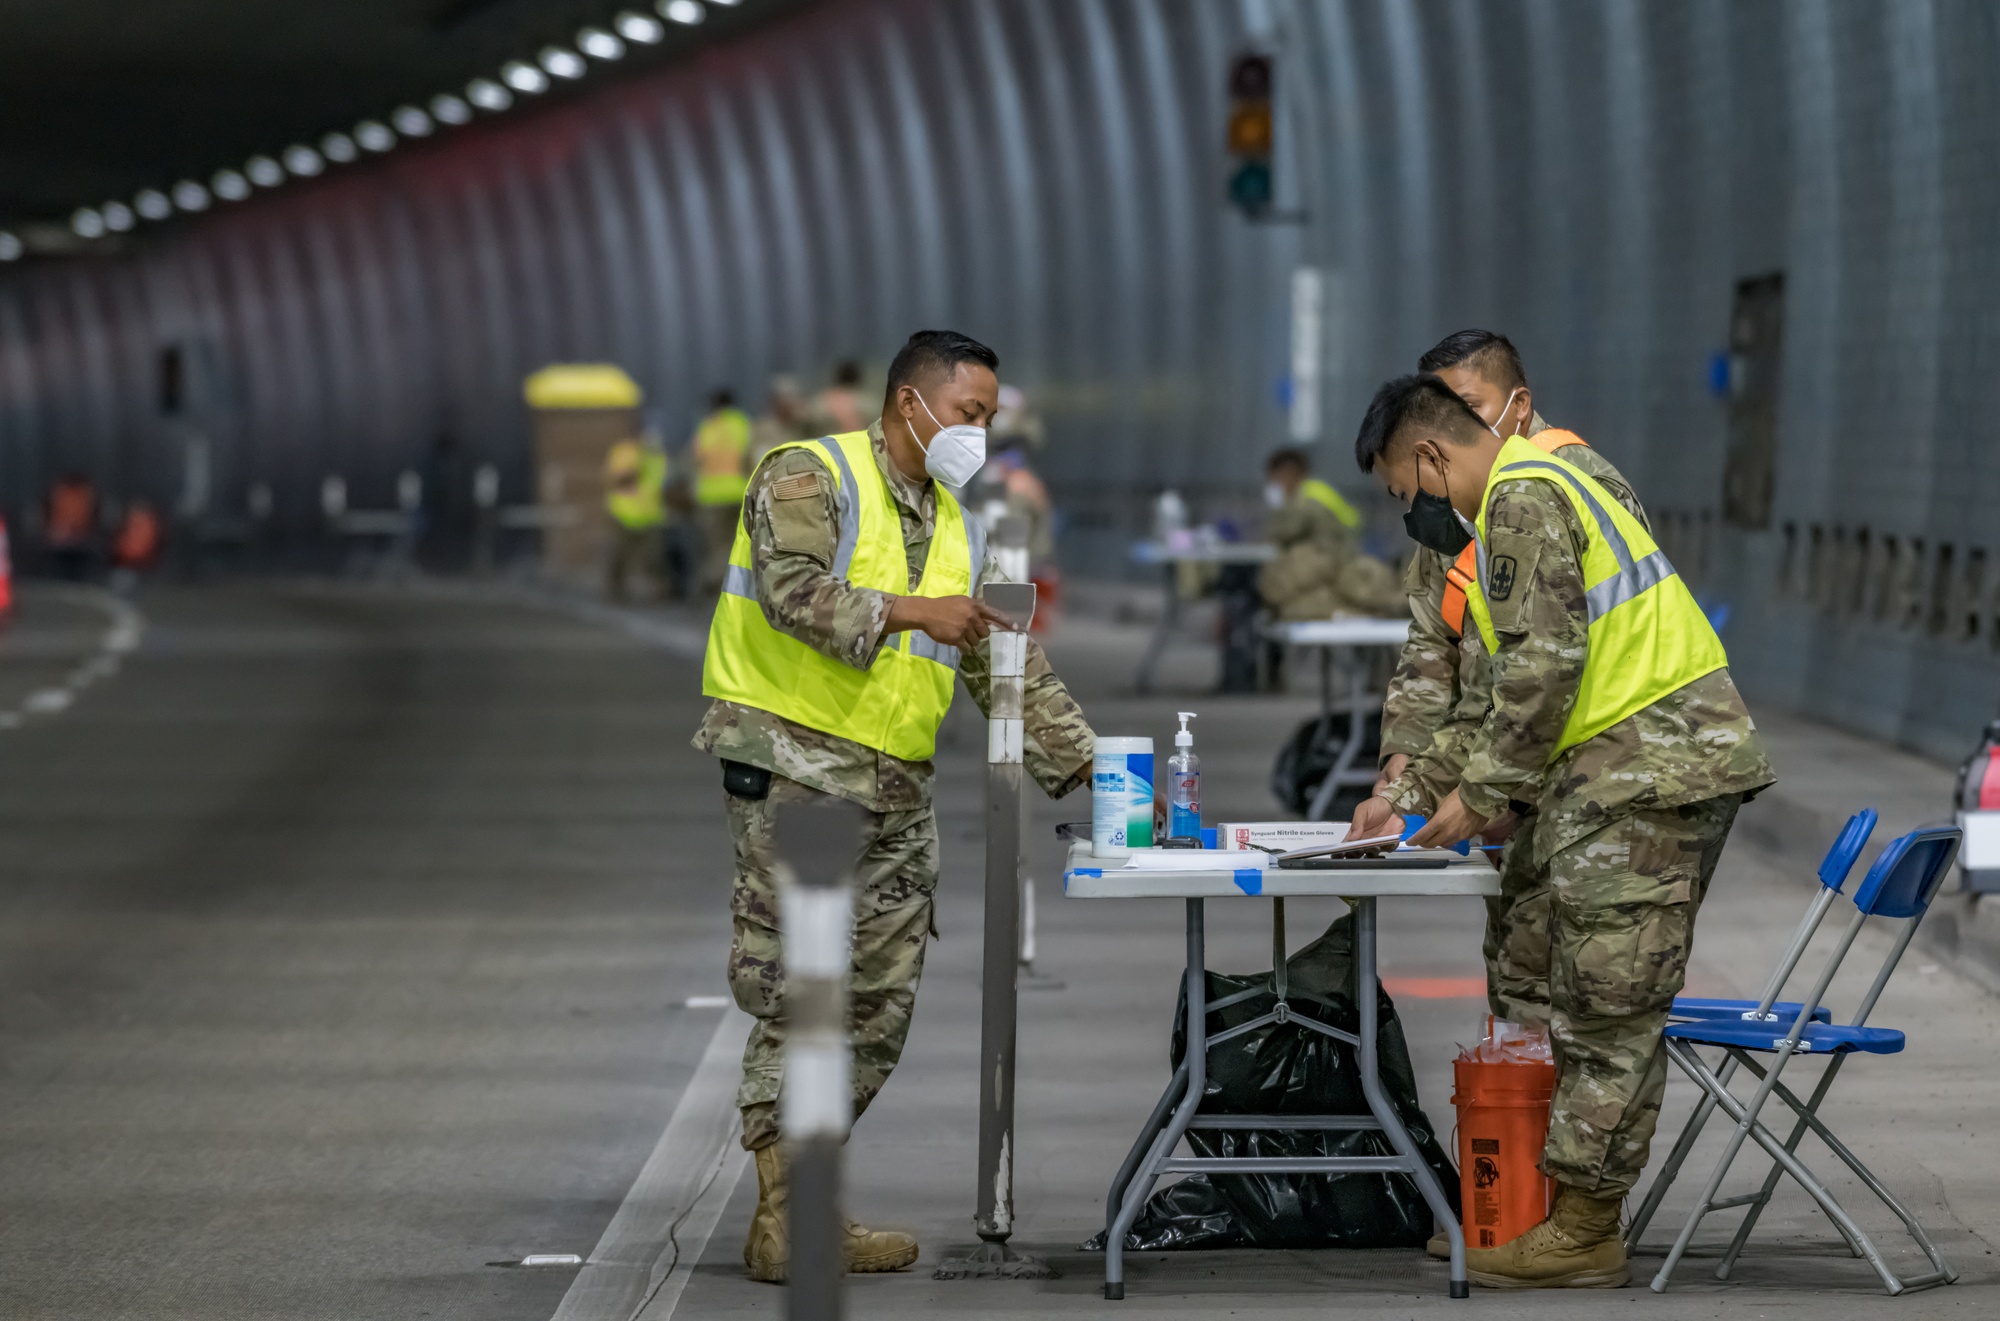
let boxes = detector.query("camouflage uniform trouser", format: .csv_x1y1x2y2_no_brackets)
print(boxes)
1485,823,1554,1027
1540,793,1742,1197
726,777,938,1151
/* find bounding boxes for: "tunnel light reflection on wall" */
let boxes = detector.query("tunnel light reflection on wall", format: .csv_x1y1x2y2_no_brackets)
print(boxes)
0,232,20,262
21,1,757,248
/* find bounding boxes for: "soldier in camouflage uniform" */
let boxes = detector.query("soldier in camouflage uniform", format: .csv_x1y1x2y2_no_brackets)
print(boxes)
1356,373,1773,1288
694,331,1094,1282
1359,332,1652,1028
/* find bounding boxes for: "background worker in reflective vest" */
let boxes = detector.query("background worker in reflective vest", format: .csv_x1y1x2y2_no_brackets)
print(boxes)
691,388,752,594
1356,374,1774,1289
694,330,1096,1284
1256,446,1401,621
1356,331,1651,1031
602,437,668,602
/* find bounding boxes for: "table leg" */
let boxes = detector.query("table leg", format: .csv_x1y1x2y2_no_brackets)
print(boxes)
1307,647,1359,821
1354,897,1468,1298
1103,1058,1188,1246
1105,897,1207,1301
1134,565,1179,694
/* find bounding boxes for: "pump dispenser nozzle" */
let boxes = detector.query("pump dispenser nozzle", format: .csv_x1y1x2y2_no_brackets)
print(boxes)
1175,711,1196,748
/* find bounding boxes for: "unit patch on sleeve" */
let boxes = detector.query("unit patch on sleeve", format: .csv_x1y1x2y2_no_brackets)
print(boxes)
1487,554,1518,601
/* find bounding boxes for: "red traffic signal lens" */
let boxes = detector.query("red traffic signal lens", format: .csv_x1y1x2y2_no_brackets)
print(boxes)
1229,53,1272,101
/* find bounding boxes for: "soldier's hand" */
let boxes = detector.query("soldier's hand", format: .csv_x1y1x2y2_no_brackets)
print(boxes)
1348,795,1402,842
1409,788,1491,850
887,594,1010,650
1370,753,1410,799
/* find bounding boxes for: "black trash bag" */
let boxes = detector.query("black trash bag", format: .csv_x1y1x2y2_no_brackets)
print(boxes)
1084,913,1457,1252
1270,713,1380,819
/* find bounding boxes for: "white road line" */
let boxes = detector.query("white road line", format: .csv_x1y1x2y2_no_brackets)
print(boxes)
2,587,144,732
552,1007,754,1321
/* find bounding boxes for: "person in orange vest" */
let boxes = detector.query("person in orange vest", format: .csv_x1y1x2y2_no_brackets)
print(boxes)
692,389,753,594
111,499,164,572
0,514,13,619
45,472,98,579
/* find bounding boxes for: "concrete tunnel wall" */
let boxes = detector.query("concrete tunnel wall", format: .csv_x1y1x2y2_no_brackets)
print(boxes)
1,0,1999,759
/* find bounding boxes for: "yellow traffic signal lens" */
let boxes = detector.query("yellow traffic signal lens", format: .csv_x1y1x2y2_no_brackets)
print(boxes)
1228,104,1272,157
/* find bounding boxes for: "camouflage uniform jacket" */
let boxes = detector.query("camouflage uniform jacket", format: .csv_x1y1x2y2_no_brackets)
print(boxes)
692,420,1095,812
1379,418,1649,782
1416,475,1774,867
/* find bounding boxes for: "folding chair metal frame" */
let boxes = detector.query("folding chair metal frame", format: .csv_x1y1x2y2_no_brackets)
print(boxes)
1631,824,1961,1296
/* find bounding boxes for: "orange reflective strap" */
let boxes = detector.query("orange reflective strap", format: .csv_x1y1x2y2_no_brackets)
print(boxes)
1436,430,1588,638
1441,545,1479,637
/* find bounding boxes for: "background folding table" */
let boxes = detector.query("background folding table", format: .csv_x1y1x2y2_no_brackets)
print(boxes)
1063,842,1498,1299
1263,616,1412,820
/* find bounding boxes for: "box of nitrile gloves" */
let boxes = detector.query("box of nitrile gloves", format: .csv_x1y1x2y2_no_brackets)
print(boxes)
1217,821,1353,852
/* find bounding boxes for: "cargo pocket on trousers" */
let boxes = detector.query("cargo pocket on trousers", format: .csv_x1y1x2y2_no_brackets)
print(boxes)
1556,895,1692,1020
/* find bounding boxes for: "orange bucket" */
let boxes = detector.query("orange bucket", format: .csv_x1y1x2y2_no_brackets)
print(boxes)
1452,1052,1557,1249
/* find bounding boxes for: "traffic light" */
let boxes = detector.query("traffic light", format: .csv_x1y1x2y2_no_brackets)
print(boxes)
1227,53,1273,218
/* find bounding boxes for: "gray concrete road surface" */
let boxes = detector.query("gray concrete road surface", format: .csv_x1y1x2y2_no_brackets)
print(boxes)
1,580,1995,1320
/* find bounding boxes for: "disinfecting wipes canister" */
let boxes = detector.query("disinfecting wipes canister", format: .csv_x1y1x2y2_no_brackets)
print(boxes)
1092,737,1154,857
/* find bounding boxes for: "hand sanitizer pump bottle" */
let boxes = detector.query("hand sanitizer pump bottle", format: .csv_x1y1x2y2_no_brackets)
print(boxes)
1167,712,1201,840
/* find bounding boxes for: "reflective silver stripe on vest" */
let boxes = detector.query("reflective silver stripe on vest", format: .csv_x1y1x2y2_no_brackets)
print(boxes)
812,436,862,578
904,631,961,669
965,505,988,578
1496,459,1678,622
722,563,756,599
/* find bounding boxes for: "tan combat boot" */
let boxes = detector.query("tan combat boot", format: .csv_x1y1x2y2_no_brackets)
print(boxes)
743,1145,919,1281
743,1144,789,1283
841,1217,919,1273
1465,1186,1629,1289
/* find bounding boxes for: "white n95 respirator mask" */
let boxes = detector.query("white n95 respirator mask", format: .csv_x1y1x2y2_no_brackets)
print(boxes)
913,390,987,488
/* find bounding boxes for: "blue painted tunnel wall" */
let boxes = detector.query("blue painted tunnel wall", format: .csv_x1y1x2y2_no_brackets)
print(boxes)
2,0,1998,758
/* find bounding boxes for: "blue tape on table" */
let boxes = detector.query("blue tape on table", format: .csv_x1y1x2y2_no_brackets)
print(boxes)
1233,869,1263,896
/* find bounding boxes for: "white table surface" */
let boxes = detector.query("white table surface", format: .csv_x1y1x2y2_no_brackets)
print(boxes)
1062,842,1500,899
1264,617,1411,646
1130,539,1278,566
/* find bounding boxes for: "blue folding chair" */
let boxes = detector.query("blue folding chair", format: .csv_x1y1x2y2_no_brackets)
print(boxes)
1629,810,1876,1250
1638,825,1961,1295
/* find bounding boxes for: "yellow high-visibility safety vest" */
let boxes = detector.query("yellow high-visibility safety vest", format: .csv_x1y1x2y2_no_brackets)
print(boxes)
1463,434,1727,758
605,443,668,530
701,431,985,762
1300,478,1361,529
694,408,753,506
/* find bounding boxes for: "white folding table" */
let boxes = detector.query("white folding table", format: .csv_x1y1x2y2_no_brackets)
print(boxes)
1063,842,1498,1300
1128,539,1277,693
1263,617,1411,820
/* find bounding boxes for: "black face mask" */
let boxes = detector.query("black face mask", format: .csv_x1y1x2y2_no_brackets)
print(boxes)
1404,490,1472,555
1402,451,1472,555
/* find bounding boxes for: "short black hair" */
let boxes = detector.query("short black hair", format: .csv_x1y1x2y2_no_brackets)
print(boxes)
1266,447,1310,475
884,330,999,400
834,359,862,386
709,387,735,409
1354,374,1490,472
1417,329,1527,391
